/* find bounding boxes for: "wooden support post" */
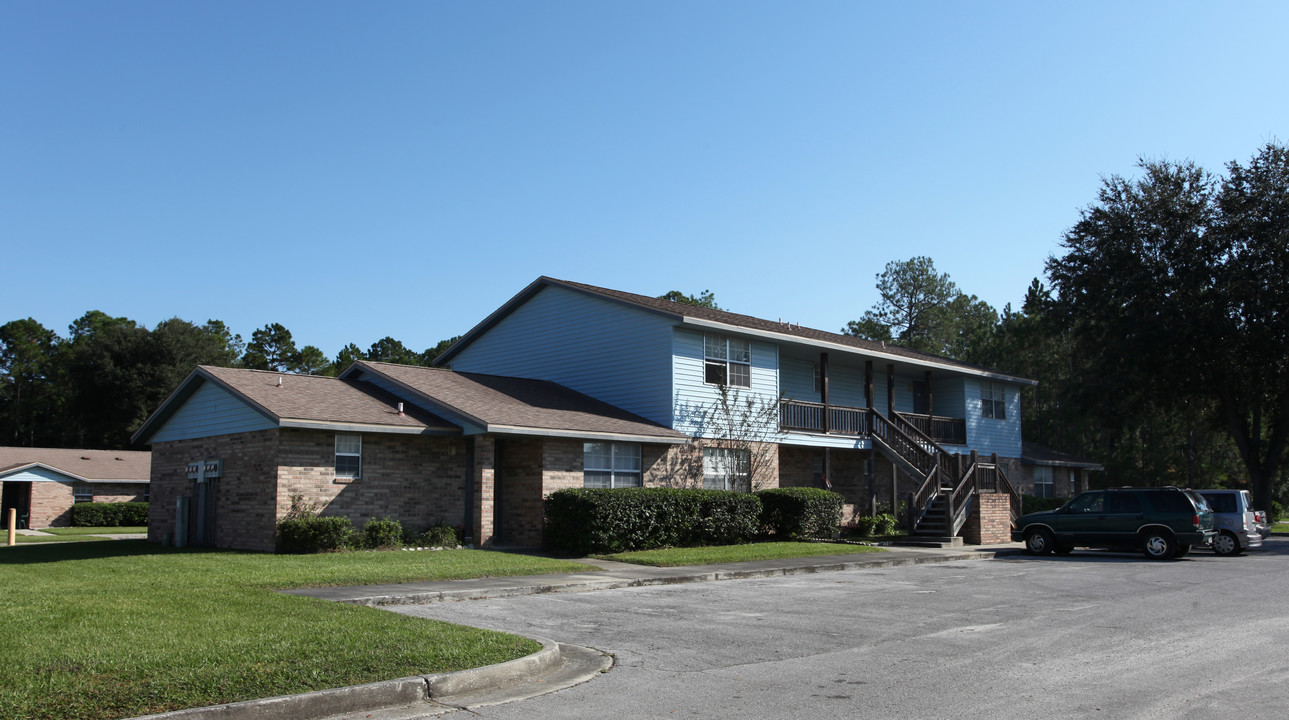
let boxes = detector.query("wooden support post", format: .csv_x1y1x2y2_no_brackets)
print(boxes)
820,352,830,433
867,451,876,516
924,370,933,423
7,508,15,547
864,360,874,435
886,364,895,419
890,457,898,514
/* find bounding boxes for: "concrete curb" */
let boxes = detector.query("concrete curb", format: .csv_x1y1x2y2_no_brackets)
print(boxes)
127,635,565,720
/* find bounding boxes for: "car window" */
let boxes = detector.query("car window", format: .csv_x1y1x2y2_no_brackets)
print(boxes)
1106,493,1142,513
1239,491,1252,511
1068,492,1104,513
1146,491,1193,513
1186,490,1211,512
1201,493,1235,513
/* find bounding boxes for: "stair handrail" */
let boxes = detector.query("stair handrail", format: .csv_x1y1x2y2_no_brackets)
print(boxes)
990,461,1023,524
946,462,980,536
869,411,938,477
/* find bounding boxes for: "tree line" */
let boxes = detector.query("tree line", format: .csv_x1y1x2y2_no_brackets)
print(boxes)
0,311,458,449
3,143,1285,510
841,142,1289,513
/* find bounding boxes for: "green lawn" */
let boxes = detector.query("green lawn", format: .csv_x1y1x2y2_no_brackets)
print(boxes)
0,541,591,720
597,541,884,567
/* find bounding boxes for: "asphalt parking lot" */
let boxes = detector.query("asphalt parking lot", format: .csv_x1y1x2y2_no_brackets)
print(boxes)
395,538,1289,720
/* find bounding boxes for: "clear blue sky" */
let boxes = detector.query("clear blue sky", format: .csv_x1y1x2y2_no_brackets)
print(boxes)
3,1,1286,359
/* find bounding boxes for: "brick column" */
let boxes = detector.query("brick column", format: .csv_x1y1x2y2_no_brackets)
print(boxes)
472,435,497,547
962,492,1011,545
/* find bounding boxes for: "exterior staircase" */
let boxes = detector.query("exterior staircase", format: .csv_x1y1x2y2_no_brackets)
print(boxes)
865,409,1020,540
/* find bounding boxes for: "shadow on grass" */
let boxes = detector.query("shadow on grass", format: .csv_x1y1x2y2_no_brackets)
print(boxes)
0,539,254,565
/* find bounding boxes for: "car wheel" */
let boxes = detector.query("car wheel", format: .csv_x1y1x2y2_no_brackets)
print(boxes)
1212,532,1242,556
1025,528,1054,556
1141,530,1177,560
1175,544,1191,558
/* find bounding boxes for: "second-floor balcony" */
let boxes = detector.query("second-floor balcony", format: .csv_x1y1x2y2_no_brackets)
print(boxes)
779,399,967,446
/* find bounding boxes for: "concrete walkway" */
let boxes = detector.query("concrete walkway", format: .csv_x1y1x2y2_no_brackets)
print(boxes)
133,543,1023,720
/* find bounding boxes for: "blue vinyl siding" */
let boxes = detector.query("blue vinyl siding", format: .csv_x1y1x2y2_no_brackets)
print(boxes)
964,379,1022,457
672,328,779,437
0,466,76,484
149,380,276,443
447,285,676,426
780,356,891,410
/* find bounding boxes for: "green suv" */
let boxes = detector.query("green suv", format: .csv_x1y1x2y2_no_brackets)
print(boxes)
1012,487,1216,560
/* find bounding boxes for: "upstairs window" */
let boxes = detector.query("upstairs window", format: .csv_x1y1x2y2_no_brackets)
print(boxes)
704,334,750,387
981,382,1007,420
335,434,362,478
584,442,642,488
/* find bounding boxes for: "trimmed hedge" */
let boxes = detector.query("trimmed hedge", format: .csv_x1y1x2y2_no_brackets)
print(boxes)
1021,495,1068,515
544,488,763,555
275,516,354,554
361,517,404,549
71,501,149,527
849,512,899,536
756,488,844,539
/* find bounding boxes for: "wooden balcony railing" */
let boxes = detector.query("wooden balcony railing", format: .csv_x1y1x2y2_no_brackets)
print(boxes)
780,399,966,445
894,412,967,445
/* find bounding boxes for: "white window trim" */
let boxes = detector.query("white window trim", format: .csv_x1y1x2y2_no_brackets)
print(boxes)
335,433,362,479
583,442,642,489
981,381,1007,420
704,334,751,388
703,447,751,491
1033,466,1054,499
73,486,94,504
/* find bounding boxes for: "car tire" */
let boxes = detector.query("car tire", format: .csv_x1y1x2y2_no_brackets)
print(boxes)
1175,544,1191,558
1212,531,1242,556
1141,530,1177,560
1025,528,1055,555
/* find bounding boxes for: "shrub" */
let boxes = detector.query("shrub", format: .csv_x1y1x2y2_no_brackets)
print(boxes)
361,517,405,550
409,521,461,548
1021,495,1068,515
71,501,149,527
849,512,899,537
544,488,763,555
756,488,844,539
275,516,354,554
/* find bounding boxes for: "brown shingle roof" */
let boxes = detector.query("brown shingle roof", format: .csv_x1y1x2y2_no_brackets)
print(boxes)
438,276,1036,384
353,361,688,442
0,447,150,482
196,366,456,430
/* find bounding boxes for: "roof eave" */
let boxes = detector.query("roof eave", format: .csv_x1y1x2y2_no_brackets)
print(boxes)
485,424,690,445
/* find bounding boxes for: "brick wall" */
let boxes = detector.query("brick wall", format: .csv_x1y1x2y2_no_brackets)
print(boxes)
497,437,544,546
91,484,147,504
148,429,280,551
29,482,74,528
472,435,496,546
962,491,1012,545
277,430,468,538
